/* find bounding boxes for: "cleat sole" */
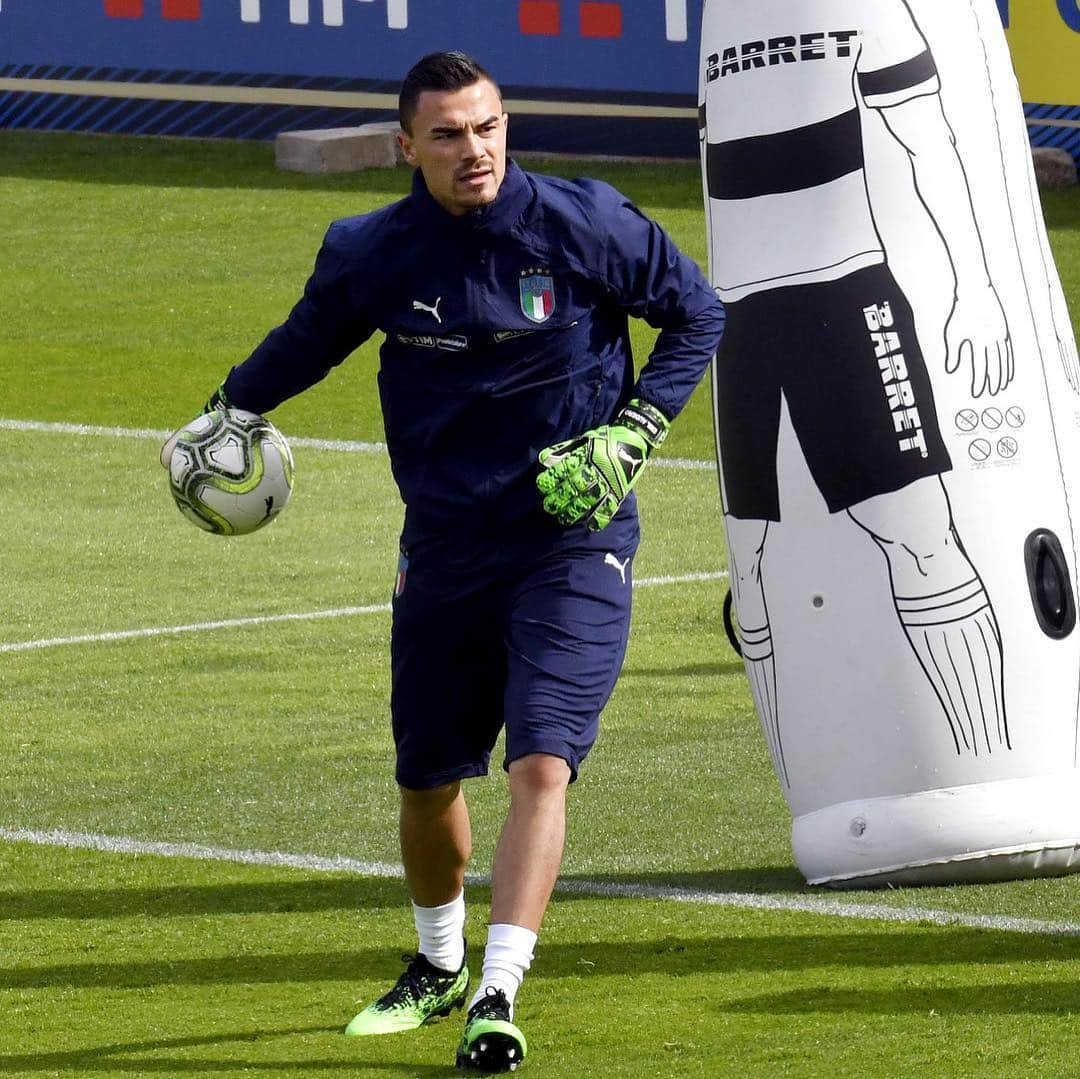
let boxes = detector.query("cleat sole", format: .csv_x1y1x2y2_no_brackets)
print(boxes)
456,1031,525,1072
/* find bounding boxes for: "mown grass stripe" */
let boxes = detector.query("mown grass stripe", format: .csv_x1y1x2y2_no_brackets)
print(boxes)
0,416,715,470
0,573,727,654
4,826,1079,938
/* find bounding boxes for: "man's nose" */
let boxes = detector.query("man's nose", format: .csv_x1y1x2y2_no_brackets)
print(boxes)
462,129,485,158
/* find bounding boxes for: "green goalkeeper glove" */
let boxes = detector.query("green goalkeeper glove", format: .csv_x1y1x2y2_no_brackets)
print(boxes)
536,398,670,531
201,381,232,414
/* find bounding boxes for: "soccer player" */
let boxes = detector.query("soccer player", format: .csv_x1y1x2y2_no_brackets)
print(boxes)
700,0,1014,773
164,51,724,1072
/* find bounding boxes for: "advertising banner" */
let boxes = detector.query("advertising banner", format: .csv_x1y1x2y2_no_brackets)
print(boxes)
1,2,1078,160
1002,0,1080,159
0,1,701,154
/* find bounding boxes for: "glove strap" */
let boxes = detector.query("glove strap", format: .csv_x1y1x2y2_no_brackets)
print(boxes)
203,381,233,414
617,398,670,450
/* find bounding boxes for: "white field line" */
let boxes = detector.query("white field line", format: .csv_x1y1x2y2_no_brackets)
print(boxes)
4,826,1079,938
0,411,723,653
0,572,727,655
0,416,715,470
0,604,392,654
0,416,388,456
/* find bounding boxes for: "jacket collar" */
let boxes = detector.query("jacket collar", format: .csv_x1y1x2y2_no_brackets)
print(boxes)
409,158,532,237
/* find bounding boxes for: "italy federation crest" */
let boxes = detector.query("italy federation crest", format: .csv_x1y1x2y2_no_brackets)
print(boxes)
519,270,555,324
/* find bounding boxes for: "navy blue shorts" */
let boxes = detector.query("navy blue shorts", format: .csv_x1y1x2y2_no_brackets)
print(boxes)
390,510,640,790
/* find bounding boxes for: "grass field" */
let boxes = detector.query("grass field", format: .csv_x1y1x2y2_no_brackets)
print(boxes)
3,129,1080,1077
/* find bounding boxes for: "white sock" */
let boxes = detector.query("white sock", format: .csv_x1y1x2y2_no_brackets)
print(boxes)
412,891,466,973
469,923,537,1017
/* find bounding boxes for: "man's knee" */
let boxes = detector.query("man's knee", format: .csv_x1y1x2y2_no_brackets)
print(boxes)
399,779,461,816
508,753,571,799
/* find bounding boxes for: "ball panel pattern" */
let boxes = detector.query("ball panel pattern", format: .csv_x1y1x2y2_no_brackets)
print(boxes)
167,409,293,536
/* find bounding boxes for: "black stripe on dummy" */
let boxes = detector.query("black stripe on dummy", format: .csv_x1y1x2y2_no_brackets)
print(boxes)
705,108,862,200
857,49,937,99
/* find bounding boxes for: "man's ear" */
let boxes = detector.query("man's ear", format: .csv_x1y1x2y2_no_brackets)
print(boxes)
397,130,417,166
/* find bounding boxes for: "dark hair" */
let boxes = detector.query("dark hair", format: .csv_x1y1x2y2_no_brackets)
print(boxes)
399,51,501,134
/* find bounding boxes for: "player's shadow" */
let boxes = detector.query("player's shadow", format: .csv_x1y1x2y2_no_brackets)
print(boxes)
0,1026,459,1075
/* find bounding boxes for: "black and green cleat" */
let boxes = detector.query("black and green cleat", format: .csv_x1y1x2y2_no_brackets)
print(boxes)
345,951,469,1037
455,988,527,1072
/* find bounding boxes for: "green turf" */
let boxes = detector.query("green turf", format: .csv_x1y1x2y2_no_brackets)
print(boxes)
1041,187,1080,285
0,130,714,460
3,128,1080,1078
4,842,1080,1079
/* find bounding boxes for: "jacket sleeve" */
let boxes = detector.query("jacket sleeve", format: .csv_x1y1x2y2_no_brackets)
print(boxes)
594,184,726,421
222,225,375,415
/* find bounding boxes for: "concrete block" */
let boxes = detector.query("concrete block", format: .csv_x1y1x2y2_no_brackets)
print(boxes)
1032,146,1078,191
275,122,405,173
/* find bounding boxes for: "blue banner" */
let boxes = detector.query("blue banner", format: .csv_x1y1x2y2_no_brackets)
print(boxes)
0,1,703,152
0,1,1074,161
0,1,702,96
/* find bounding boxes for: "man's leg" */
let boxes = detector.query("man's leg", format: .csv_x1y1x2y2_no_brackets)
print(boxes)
455,521,636,1070
400,780,472,908
471,753,570,1012
345,782,472,1036
457,752,569,1072
848,475,1008,755
400,781,471,973
489,753,570,931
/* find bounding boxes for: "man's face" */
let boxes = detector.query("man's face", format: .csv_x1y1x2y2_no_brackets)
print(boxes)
398,79,508,216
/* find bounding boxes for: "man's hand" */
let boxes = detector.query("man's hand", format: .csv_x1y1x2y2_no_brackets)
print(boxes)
159,382,232,468
536,399,670,531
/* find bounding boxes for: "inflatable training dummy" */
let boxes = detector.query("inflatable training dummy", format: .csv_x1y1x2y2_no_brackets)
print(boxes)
699,0,1080,885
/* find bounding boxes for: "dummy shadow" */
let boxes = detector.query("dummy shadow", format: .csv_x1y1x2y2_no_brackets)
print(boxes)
719,978,1080,1017
539,925,1080,981
556,865,806,896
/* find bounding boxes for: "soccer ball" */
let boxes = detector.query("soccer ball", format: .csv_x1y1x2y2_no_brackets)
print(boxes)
166,409,294,535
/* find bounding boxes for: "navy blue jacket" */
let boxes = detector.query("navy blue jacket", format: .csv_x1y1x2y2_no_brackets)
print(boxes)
224,160,725,542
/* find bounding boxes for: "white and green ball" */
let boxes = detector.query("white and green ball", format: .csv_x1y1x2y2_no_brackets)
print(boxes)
166,409,294,535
